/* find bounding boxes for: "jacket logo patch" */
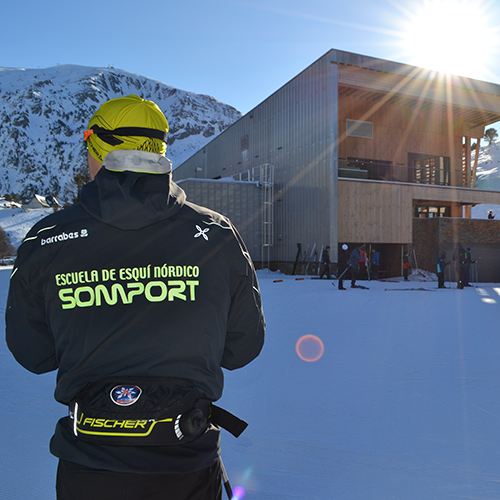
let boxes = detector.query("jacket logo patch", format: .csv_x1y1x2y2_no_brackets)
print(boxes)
194,225,209,241
39,229,89,246
110,385,142,406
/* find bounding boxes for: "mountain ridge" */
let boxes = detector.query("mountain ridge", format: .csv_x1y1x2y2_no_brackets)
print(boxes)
0,64,242,200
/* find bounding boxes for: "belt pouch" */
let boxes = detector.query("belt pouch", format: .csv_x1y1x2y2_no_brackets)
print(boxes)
70,376,211,446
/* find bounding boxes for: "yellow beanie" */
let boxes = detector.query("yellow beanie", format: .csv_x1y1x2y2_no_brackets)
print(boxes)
84,95,169,164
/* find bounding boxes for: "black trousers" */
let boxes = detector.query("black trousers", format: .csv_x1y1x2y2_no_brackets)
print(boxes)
456,267,464,289
349,267,358,286
56,459,222,500
338,266,347,289
319,262,331,278
437,271,445,288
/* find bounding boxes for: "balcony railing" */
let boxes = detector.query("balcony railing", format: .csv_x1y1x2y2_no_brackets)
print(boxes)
338,158,458,186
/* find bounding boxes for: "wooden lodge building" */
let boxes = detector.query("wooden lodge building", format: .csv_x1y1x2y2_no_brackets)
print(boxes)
173,49,500,281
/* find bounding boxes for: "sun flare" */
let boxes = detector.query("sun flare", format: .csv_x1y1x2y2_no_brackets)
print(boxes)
400,0,495,77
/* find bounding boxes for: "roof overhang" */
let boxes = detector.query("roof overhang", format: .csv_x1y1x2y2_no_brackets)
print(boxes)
329,49,500,129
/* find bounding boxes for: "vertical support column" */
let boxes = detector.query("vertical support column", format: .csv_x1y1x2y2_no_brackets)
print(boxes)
328,60,339,263
471,138,481,188
463,137,471,218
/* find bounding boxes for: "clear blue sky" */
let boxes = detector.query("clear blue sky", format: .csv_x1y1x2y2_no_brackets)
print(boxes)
2,0,500,116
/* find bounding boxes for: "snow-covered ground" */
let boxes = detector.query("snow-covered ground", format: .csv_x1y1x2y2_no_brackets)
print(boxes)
2,267,500,499
0,206,53,249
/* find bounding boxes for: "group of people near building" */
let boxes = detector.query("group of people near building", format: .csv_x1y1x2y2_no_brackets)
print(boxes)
320,241,478,289
320,244,381,289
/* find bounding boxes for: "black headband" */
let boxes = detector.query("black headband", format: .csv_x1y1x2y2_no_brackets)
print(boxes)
88,125,168,146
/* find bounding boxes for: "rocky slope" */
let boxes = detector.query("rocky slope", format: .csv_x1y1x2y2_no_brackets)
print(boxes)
0,65,241,200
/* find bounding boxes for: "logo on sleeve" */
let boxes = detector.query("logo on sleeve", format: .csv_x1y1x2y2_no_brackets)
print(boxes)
194,225,209,241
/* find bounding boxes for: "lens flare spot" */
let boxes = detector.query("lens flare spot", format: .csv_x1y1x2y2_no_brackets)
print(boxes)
232,485,246,499
296,335,324,362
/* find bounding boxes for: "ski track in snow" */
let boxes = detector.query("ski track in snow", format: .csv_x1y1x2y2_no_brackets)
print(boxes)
3,268,500,498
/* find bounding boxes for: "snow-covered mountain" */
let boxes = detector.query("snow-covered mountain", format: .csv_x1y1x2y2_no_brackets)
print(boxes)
473,136,500,191
0,65,242,200
471,136,500,218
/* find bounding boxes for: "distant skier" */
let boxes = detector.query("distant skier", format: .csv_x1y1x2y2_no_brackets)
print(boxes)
463,247,476,286
453,243,467,289
358,248,367,280
436,253,449,288
348,245,364,288
319,245,331,279
403,253,410,281
488,210,495,219
338,244,349,290
371,250,380,280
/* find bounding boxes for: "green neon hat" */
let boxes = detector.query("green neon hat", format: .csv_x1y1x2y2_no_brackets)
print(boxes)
84,95,169,164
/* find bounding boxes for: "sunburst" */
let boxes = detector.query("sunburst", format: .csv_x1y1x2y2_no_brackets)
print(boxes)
396,0,498,80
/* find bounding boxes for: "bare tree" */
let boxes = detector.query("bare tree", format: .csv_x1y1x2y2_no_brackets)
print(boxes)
0,226,16,260
484,128,499,146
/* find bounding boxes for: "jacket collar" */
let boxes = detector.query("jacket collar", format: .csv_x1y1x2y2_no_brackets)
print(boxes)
103,150,172,174
80,152,185,231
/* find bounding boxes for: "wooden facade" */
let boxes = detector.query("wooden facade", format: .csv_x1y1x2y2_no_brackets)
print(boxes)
336,62,490,191
339,179,500,244
338,94,464,185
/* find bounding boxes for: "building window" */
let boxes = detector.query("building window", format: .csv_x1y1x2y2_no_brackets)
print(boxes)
408,153,450,186
414,205,451,218
346,119,373,139
241,135,249,152
338,157,393,180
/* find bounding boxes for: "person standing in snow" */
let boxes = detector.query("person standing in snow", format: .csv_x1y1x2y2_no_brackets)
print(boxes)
488,210,495,219
371,250,380,280
463,247,476,287
358,248,367,280
348,245,364,288
453,243,467,289
403,253,410,281
319,245,331,279
5,95,265,500
338,244,349,290
436,253,449,288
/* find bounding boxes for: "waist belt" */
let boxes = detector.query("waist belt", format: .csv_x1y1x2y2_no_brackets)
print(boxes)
68,376,247,446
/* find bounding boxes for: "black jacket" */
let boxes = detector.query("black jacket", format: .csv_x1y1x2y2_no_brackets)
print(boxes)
437,255,448,273
338,249,349,272
348,248,360,269
321,249,330,264
453,244,467,268
6,162,265,473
